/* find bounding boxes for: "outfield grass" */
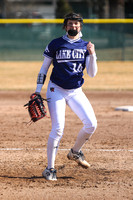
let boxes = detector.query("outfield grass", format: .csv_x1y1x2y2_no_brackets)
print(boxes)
0,61,133,91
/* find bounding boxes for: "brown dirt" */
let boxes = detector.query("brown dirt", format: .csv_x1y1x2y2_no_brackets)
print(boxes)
0,90,133,200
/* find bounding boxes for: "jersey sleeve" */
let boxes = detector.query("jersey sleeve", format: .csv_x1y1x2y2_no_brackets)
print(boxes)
43,40,55,59
85,46,90,57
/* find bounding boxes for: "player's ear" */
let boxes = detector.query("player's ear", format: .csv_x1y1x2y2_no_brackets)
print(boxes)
63,23,67,30
63,25,67,31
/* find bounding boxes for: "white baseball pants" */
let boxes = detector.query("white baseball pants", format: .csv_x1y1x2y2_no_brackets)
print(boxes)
46,81,97,139
46,81,97,168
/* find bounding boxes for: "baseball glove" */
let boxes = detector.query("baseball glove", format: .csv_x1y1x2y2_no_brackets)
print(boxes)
24,93,48,123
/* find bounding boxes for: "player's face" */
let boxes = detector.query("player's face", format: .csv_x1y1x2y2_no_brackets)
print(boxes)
66,20,81,38
66,20,81,29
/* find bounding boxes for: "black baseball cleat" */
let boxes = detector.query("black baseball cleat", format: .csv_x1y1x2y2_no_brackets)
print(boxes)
67,148,90,168
42,167,57,181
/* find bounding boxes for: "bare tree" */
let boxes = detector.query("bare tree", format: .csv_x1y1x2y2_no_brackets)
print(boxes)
109,0,125,18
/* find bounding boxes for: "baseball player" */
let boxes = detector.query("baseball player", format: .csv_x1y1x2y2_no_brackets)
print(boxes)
35,12,98,181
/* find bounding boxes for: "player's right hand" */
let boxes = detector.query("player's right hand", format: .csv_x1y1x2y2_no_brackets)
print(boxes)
87,41,95,55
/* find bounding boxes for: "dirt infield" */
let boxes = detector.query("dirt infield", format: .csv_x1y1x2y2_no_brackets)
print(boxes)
0,90,133,200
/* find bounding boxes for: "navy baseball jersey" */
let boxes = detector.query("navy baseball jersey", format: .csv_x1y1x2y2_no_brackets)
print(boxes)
43,35,89,89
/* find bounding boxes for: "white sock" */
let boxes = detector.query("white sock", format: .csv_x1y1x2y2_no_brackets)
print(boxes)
47,136,61,169
72,129,92,152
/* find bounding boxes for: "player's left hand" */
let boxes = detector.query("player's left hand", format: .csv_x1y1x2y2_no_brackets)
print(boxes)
24,93,47,123
87,41,95,55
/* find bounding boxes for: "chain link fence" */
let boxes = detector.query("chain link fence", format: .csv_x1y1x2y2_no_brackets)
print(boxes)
0,19,133,61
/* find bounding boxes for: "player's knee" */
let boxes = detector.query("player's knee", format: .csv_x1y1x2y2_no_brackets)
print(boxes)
83,120,97,134
56,128,64,137
49,127,64,140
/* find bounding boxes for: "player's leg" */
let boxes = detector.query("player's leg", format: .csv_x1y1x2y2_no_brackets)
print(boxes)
67,88,97,167
42,81,66,180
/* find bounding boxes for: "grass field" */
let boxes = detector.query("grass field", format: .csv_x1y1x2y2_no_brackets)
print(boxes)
0,61,133,91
